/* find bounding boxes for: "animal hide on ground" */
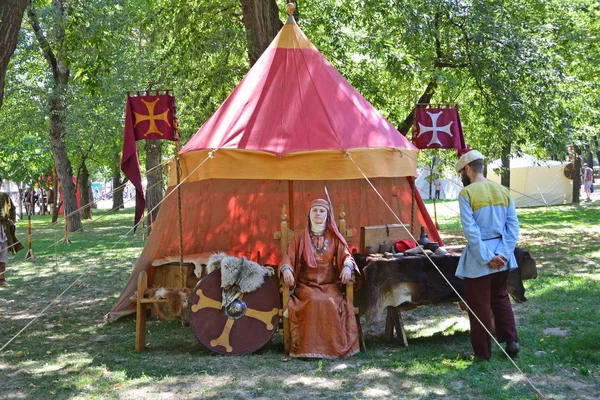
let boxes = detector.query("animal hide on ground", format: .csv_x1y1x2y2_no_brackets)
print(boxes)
206,252,275,308
143,287,192,324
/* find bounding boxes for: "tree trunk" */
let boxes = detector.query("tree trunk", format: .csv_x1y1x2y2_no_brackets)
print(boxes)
112,173,125,211
240,0,282,66
583,143,593,168
50,133,82,231
0,0,29,108
593,135,600,168
500,139,511,189
39,188,46,215
28,2,82,232
77,161,93,219
398,80,438,136
145,140,163,236
572,144,582,203
51,172,59,223
18,184,24,220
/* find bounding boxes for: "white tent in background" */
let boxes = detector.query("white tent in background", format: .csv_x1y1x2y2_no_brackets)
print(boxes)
487,154,572,207
415,169,463,200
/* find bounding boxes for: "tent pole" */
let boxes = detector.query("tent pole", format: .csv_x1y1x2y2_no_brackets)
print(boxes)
174,118,185,289
410,177,416,237
433,198,439,229
288,180,294,229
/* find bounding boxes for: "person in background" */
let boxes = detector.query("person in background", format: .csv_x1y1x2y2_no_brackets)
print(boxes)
0,178,24,285
454,150,520,361
434,177,442,200
582,163,593,202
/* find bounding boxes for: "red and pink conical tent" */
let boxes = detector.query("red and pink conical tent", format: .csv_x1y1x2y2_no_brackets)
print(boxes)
108,13,440,321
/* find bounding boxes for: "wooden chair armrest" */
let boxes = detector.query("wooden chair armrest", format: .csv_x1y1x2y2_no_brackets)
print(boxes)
281,282,291,352
282,284,290,310
345,271,354,304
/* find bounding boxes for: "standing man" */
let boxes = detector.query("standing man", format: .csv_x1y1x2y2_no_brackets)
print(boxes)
434,177,442,200
454,150,520,360
0,178,24,285
582,163,593,202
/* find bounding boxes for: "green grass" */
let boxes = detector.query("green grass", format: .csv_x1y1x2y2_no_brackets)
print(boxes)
1,201,599,399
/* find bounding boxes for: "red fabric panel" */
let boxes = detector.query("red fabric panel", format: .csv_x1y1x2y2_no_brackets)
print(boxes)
128,93,176,141
180,46,416,155
109,177,442,318
407,176,444,246
58,176,81,215
412,105,467,150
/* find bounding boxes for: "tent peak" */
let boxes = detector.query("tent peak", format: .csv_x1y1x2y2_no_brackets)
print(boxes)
286,3,296,25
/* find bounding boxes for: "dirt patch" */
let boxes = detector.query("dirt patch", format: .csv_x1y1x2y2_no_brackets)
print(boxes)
530,372,599,400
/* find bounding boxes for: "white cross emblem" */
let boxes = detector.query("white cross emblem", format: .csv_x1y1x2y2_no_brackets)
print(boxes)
417,111,453,147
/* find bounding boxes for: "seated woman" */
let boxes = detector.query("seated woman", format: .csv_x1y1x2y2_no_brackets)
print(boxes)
279,198,359,359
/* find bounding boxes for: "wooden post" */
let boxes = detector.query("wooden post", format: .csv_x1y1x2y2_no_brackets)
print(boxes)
288,180,294,229
433,198,439,229
24,214,35,259
282,284,291,353
140,213,146,241
385,306,408,347
339,203,347,236
280,205,288,256
62,215,71,244
135,271,148,351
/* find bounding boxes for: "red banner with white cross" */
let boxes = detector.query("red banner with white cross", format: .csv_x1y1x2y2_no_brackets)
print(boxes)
412,105,467,150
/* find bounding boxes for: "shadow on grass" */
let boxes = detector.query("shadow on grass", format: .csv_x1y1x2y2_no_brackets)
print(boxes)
2,206,599,399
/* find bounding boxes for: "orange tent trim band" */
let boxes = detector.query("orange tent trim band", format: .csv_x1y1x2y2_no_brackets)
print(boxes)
170,148,419,184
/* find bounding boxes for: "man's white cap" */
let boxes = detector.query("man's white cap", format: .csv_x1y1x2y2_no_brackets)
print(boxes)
455,150,484,172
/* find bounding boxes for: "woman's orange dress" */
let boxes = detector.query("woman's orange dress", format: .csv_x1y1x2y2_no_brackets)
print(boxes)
280,230,359,358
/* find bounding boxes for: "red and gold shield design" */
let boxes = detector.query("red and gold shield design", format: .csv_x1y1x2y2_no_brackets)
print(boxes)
188,270,280,355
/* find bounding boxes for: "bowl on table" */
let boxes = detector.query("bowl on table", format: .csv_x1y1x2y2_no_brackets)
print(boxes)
426,242,439,252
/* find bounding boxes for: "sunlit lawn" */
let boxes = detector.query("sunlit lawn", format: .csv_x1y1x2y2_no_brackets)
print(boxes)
1,200,599,399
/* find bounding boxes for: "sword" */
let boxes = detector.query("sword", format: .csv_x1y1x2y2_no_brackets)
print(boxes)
324,186,336,226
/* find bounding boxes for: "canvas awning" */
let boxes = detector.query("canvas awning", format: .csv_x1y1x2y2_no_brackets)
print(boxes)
172,15,418,184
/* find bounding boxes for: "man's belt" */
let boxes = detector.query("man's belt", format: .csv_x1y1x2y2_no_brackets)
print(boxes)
482,236,502,241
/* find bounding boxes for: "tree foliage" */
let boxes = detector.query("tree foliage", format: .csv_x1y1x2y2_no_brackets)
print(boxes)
0,0,598,192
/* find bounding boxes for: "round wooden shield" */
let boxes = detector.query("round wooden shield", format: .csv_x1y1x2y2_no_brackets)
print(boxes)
188,270,280,355
564,162,574,180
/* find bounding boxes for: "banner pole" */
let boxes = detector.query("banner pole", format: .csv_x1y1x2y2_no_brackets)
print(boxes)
173,100,185,289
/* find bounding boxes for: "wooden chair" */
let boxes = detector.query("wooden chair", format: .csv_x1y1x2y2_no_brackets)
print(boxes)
274,204,365,353
130,253,211,351
130,270,168,351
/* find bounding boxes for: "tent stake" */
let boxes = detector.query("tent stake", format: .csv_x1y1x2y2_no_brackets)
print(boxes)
24,214,35,259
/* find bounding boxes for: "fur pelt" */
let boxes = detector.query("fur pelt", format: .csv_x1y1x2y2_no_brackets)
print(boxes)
206,252,275,307
144,287,192,324
354,247,536,324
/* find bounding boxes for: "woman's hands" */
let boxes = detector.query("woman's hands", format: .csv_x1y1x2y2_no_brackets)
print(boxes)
282,269,295,287
340,265,353,284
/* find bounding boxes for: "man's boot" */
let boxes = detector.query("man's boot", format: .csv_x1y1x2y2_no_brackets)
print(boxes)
0,262,6,285
506,341,520,357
